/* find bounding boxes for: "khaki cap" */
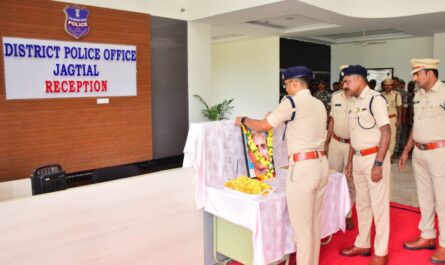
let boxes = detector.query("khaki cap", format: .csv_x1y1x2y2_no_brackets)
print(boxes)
411,58,440,74
339,64,349,71
382,78,394,85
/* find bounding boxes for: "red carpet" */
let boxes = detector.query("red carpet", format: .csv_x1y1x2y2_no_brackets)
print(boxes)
230,202,439,265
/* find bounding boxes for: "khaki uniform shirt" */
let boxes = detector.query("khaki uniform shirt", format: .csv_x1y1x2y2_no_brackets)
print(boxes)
348,86,390,150
330,90,351,139
383,90,402,117
412,80,445,143
267,89,327,155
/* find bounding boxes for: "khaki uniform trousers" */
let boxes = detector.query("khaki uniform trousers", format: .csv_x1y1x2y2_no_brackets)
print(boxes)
353,153,390,256
328,138,356,217
388,117,397,155
412,147,445,246
287,156,329,265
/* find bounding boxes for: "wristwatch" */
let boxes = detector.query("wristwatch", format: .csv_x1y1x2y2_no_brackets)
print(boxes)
374,160,383,167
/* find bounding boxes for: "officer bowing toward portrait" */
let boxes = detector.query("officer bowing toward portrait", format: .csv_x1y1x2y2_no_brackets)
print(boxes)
235,66,328,265
339,65,391,265
399,58,445,264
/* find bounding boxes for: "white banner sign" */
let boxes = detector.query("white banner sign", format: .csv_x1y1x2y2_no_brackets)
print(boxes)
2,37,137,99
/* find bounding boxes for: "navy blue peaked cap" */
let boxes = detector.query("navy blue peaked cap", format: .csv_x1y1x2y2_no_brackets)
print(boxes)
282,66,313,81
340,65,368,79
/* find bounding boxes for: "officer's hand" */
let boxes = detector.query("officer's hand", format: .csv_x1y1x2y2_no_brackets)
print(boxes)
344,163,352,179
398,151,408,171
235,116,242,126
371,166,383,182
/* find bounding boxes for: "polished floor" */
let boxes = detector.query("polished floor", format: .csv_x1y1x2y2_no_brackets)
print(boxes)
390,157,419,207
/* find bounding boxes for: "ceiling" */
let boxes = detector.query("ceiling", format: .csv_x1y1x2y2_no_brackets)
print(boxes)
192,0,445,45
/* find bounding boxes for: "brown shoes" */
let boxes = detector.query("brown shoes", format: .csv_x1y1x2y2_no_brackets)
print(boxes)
369,255,388,265
340,246,388,264
431,245,445,264
340,246,372,257
403,237,436,250
346,217,354,230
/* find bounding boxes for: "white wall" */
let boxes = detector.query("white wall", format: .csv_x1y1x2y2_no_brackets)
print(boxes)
188,22,212,123
331,37,434,85
434,33,445,78
211,37,280,120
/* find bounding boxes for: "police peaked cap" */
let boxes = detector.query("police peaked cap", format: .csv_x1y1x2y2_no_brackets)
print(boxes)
282,66,313,81
340,65,368,79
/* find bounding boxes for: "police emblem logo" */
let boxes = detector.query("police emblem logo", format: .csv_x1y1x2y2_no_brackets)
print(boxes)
64,6,90,39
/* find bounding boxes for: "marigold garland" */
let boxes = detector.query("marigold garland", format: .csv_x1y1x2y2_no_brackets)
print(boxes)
224,176,273,195
241,124,275,181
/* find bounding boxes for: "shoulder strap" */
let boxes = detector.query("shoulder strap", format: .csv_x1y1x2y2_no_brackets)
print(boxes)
282,96,296,140
285,95,296,122
369,94,386,117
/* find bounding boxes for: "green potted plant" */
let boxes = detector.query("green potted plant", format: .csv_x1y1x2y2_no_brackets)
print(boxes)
194,95,234,121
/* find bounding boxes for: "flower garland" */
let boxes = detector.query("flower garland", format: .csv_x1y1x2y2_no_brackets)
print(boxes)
241,124,275,181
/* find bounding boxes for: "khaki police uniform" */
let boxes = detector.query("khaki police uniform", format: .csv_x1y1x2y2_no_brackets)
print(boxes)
383,90,402,155
267,89,328,265
348,86,391,256
412,80,445,246
329,90,355,217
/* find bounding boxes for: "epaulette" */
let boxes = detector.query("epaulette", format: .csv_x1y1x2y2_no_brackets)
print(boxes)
331,90,344,99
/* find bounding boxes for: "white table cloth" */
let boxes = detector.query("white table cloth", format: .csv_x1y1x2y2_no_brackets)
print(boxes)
183,121,288,209
183,121,351,265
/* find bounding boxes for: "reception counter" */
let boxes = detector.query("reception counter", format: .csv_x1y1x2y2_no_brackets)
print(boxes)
0,168,203,265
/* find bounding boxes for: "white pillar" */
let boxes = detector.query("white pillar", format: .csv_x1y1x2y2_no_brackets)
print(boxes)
188,22,212,123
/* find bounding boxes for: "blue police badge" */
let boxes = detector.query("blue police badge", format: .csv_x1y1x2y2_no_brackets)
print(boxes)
64,6,90,39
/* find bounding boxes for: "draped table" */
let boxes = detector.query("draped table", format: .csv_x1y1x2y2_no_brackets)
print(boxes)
183,121,351,265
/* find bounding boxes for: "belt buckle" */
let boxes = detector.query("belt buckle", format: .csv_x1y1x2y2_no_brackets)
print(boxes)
354,150,362,156
418,144,427,150
340,138,346,143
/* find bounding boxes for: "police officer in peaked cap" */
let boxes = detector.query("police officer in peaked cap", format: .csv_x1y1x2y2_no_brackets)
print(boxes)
235,66,328,265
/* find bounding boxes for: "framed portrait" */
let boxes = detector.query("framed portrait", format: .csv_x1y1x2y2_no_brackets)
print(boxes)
367,68,394,92
240,126,276,181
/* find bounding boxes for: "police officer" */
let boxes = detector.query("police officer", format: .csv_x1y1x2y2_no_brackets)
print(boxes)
235,66,328,265
339,65,391,265
325,65,355,230
381,78,402,161
399,58,445,264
